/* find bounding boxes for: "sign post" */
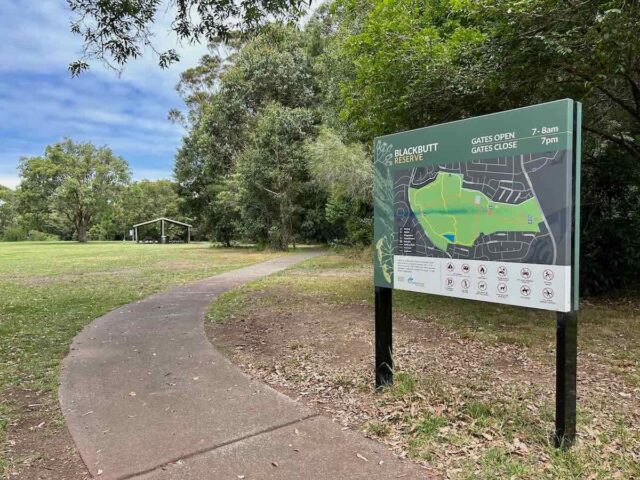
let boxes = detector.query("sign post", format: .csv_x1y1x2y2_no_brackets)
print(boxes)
375,286,393,388
373,99,581,447
555,310,577,448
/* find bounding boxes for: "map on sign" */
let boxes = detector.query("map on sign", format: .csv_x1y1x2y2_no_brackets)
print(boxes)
374,100,581,312
395,151,570,265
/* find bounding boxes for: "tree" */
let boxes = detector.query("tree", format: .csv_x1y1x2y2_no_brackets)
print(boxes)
305,128,372,244
174,93,250,233
91,179,183,240
174,24,322,241
236,103,318,248
209,175,242,246
122,180,181,225
66,0,309,75
18,140,130,242
330,0,640,150
324,0,640,292
0,185,15,237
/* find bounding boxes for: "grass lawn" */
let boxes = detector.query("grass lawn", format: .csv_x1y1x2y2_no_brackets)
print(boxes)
0,241,284,476
207,250,640,479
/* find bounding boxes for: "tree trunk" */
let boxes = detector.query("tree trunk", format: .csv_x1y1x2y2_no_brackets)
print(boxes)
77,221,88,243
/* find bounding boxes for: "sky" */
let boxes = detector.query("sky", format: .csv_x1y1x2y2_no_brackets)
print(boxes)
0,1,210,189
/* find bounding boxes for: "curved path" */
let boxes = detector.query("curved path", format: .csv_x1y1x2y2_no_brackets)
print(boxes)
60,252,429,480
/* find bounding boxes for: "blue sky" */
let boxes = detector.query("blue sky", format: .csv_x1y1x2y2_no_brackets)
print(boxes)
0,1,209,189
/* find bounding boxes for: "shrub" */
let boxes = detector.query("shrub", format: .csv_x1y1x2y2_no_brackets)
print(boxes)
28,230,56,241
1,226,27,241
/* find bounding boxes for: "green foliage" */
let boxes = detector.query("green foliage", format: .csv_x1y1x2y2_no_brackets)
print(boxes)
237,103,319,248
1,225,59,242
18,140,130,242
8,148,182,243
306,128,371,201
1,226,27,242
67,0,308,75
92,179,184,240
27,230,58,241
174,24,328,248
325,0,640,293
209,176,242,246
0,185,15,238
305,128,372,245
225,25,318,111
168,1,640,290
580,145,640,293
331,0,486,139
174,92,250,232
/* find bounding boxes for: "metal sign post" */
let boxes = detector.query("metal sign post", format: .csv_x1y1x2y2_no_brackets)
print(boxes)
375,286,393,388
555,310,577,447
555,102,581,448
373,99,581,448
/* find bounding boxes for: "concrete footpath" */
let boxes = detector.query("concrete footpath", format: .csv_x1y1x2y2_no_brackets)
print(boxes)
60,252,430,480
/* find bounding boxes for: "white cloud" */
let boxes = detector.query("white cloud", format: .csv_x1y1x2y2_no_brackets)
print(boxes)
0,174,20,189
0,0,210,183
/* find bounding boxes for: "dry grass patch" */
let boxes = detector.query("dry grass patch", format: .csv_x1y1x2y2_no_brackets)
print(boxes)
206,253,640,479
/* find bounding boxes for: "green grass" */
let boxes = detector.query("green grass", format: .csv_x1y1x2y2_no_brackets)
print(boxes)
468,447,531,479
0,241,285,473
390,372,417,398
366,421,390,437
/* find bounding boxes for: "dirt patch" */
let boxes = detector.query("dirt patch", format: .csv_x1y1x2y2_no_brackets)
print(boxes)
206,287,640,478
3,389,89,480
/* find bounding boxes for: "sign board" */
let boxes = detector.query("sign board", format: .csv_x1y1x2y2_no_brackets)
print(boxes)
374,99,581,312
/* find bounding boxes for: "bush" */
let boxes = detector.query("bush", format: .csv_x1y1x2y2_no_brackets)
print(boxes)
28,230,58,241
1,226,28,241
580,147,640,295
89,224,108,241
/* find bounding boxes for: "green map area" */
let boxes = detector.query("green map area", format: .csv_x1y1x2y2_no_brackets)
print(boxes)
408,172,545,252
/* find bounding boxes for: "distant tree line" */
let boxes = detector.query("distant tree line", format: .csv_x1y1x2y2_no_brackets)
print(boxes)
0,139,185,242
170,1,640,294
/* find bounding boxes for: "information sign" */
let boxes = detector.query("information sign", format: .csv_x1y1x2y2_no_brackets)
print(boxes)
374,99,581,312
373,100,582,447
